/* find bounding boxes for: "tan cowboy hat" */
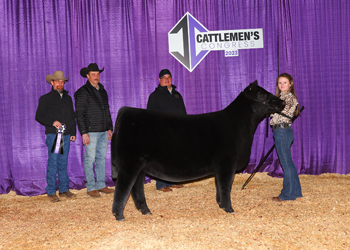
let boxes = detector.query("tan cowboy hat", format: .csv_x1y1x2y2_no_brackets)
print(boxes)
46,71,69,84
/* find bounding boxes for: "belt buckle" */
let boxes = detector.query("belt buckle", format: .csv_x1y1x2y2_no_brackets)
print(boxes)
282,123,290,129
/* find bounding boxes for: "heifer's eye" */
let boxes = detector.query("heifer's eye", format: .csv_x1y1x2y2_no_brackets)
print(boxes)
256,92,268,102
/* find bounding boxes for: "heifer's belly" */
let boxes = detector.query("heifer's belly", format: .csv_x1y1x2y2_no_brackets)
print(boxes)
143,161,214,182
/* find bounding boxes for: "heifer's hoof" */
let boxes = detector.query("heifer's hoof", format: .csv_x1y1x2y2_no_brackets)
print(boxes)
141,209,152,215
137,206,151,215
224,207,234,213
113,213,125,221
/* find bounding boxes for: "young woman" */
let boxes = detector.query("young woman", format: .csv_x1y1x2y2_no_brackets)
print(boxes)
270,73,302,201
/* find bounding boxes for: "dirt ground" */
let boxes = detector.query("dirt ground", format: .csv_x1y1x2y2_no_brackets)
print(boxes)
0,172,349,249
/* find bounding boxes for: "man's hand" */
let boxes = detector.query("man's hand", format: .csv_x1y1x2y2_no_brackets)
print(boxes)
70,136,76,142
82,133,90,145
108,130,113,140
53,121,62,129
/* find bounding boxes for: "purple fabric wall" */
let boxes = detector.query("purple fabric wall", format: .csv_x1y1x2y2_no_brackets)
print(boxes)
1,0,349,196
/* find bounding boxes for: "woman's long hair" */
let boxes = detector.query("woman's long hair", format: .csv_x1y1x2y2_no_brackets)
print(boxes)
276,73,300,116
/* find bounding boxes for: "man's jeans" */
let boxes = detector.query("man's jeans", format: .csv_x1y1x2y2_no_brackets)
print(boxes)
84,131,108,192
273,127,303,200
45,133,71,195
156,179,174,190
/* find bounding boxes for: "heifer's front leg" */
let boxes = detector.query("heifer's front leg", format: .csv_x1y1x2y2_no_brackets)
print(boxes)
131,171,151,216
112,171,138,221
215,169,235,213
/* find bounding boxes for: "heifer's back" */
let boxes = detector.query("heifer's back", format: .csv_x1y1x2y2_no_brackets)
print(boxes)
111,81,285,221
114,108,221,180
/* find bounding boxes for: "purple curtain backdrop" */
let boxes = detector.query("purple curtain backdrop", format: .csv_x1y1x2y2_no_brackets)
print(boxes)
0,0,349,196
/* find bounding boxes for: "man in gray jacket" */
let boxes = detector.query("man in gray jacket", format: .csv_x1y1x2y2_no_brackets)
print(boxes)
75,63,114,198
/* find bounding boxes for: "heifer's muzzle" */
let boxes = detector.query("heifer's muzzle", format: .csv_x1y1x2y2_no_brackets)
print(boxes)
266,96,285,113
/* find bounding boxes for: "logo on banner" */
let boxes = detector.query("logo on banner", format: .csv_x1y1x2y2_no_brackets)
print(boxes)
168,12,264,72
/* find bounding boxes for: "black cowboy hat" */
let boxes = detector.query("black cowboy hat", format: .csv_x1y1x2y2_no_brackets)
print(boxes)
80,63,104,78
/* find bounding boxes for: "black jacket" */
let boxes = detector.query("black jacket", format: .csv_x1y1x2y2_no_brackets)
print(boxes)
74,81,113,135
147,85,187,115
35,88,76,136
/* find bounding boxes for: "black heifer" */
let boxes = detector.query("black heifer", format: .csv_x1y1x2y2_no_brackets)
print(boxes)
111,81,285,221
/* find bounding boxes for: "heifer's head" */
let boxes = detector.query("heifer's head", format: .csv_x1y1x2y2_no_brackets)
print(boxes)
243,80,285,117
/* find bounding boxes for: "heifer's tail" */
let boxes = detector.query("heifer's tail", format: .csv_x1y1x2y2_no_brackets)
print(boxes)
115,106,129,133
111,106,129,180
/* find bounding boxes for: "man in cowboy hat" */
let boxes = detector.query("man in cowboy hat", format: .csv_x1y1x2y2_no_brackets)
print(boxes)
74,63,114,198
35,71,77,202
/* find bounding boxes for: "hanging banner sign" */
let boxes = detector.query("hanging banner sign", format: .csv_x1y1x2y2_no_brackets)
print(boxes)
168,12,264,72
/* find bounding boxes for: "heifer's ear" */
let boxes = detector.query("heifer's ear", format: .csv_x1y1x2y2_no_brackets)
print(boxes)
249,80,258,89
248,80,258,91
244,80,258,98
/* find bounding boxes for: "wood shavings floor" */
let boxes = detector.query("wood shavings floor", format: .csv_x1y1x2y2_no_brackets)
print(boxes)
1,173,349,249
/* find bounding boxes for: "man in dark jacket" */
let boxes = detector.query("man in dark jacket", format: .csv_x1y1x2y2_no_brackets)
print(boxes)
147,69,186,192
36,71,77,202
74,63,114,198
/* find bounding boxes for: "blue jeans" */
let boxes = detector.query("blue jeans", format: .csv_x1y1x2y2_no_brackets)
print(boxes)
84,132,108,192
156,179,174,190
45,133,71,195
273,127,303,200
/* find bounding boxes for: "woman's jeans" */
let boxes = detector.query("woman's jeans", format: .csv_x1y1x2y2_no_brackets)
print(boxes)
273,127,303,200
84,131,108,192
45,133,71,196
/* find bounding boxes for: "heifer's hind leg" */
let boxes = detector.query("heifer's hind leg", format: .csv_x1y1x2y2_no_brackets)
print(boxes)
130,171,151,216
112,171,138,221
